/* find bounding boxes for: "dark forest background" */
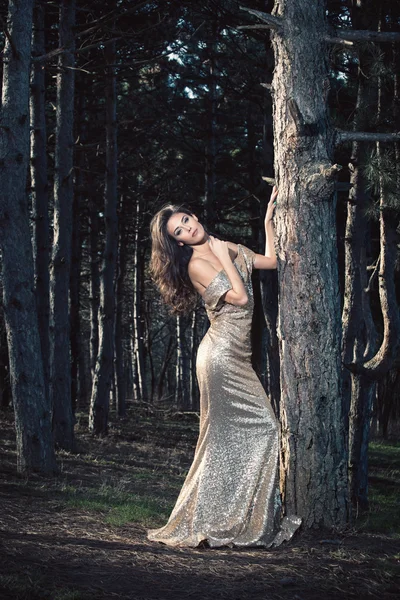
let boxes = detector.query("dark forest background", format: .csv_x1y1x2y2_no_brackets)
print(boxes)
0,0,399,504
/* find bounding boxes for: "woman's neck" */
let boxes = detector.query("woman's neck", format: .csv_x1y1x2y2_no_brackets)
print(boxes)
190,235,211,257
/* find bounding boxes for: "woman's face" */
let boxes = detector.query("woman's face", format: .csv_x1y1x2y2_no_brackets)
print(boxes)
166,212,206,246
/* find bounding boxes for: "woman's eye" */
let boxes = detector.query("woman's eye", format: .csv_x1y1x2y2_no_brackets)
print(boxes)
183,217,189,223
176,229,182,236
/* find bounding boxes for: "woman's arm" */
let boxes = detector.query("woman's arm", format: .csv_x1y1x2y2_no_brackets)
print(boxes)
209,237,248,305
189,238,248,306
253,186,278,270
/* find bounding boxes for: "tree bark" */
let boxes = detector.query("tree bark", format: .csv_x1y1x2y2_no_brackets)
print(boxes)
115,194,127,417
88,186,100,383
270,0,348,528
0,0,56,473
30,2,50,404
0,284,11,410
342,6,379,510
204,22,218,223
132,194,147,402
70,80,88,411
50,0,76,450
89,39,118,435
175,315,183,408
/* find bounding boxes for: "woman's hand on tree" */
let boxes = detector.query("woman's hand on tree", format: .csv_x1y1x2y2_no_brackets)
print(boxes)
265,185,278,224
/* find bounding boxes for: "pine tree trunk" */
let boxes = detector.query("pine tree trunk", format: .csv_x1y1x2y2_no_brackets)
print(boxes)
30,2,50,404
189,310,199,411
204,23,217,223
50,0,76,450
70,172,84,411
88,188,100,382
132,195,147,402
0,0,56,473
71,80,88,410
342,27,377,509
271,0,348,527
89,40,118,435
157,335,174,401
115,198,127,417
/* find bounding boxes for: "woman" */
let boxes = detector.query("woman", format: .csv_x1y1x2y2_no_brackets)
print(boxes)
147,187,301,548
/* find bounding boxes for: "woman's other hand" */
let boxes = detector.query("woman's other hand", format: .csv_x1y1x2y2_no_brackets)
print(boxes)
265,185,278,224
208,235,231,262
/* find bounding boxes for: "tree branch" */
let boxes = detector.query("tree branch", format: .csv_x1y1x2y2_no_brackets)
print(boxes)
237,24,271,31
326,29,400,44
336,130,400,144
239,6,283,31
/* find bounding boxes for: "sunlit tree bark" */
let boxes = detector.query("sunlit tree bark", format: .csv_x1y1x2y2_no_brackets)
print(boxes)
269,0,348,528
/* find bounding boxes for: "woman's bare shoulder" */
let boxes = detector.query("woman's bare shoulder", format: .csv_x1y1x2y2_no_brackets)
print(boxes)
226,241,238,250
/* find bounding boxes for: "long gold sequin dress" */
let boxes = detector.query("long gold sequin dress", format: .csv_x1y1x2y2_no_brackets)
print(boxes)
147,244,301,547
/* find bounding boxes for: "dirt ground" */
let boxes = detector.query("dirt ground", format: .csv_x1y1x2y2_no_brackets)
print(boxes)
0,409,399,600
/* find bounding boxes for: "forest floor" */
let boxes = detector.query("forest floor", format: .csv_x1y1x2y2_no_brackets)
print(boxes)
0,408,399,600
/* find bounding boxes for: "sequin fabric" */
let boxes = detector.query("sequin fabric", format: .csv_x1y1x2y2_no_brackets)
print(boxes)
147,244,301,548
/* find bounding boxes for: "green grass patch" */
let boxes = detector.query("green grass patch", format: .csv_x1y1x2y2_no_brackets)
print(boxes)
63,481,173,527
356,441,400,535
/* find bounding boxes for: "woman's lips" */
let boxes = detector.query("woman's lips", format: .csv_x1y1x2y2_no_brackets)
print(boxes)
192,228,198,237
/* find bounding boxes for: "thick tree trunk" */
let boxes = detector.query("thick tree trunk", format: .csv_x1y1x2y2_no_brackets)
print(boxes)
30,2,50,404
270,0,348,527
89,40,118,435
50,0,76,450
0,0,56,473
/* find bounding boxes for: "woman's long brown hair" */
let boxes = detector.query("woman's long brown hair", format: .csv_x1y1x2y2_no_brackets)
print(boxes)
149,204,200,314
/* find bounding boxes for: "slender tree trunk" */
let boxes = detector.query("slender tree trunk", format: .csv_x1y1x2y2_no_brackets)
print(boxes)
175,316,183,408
89,40,118,435
189,310,199,411
270,0,348,527
342,21,378,508
50,0,76,450
157,335,174,401
204,23,217,223
115,197,127,417
132,195,147,401
0,0,56,473
71,82,88,411
88,187,100,382
30,2,50,404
